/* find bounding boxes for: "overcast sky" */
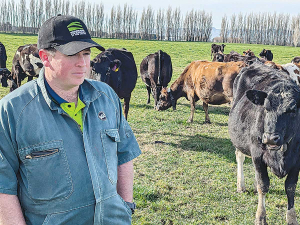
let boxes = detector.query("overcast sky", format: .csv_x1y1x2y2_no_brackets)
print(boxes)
75,0,300,29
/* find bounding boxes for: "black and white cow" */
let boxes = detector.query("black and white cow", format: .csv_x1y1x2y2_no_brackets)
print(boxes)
0,42,7,68
10,44,43,91
228,63,300,224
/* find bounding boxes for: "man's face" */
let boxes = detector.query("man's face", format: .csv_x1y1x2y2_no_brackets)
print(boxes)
46,48,91,90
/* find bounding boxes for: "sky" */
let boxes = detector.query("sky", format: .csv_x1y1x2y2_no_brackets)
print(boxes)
71,0,300,29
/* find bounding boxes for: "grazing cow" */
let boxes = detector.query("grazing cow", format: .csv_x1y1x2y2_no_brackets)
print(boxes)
10,44,43,91
213,51,259,66
0,42,7,68
156,60,246,123
211,43,226,59
259,49,273,61
90,48,137,120
140,50,173,107
0,68,11,87
292,56,300,68
228,63,300,225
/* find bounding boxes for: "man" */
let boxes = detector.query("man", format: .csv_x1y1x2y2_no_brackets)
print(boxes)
0,15,141,224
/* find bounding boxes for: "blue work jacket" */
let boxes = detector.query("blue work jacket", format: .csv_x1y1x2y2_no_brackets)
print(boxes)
0,69,141,224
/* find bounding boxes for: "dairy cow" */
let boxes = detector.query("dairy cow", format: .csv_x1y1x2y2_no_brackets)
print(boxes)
10,44,43,91
140,50,173,107
228,63,300,224
259,49,273,61
90,48,137,120
211,44,226,59
156,61,246,123
0,68,10,87
0,42,7,68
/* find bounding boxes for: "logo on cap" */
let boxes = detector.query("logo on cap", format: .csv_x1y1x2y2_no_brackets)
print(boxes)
67,22,86,37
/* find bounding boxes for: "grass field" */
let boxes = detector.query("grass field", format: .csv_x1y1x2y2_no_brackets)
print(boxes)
0,33,300,224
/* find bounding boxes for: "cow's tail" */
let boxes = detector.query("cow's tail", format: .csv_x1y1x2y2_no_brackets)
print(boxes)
158,50,162,86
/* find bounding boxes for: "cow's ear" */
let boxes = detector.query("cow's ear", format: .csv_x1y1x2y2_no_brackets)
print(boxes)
246,90,268,105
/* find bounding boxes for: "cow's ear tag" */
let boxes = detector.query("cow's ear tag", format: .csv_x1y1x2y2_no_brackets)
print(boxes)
115,67,119,72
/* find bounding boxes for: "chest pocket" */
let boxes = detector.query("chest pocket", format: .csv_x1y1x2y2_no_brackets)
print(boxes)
19,140,73,202
100,129,120,184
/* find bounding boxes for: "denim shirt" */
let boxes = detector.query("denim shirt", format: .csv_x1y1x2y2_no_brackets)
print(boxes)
0,68,141,224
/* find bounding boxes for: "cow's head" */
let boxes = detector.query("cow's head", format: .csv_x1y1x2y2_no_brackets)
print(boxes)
156,87,176,111
246,84,300,152
213,52,224,62
292,57,300,69
259,49,273,61
20,45,43,76
0,68,10,87
91,56,121,83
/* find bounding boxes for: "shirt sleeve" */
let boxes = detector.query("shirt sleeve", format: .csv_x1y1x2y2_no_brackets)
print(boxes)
0,129,19,195
116,100,141,166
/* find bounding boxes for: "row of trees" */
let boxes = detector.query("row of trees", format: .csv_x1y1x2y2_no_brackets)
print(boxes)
0,0,213,42
219,12,300,47
0,0,299,46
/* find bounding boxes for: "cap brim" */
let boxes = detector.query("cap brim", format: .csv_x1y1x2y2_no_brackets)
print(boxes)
54,40,105,56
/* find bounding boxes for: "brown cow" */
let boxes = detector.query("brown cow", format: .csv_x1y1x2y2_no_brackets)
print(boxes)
156,60,246,123
242,49,255,56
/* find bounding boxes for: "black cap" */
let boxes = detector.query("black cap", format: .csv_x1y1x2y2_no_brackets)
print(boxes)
38,14,105,55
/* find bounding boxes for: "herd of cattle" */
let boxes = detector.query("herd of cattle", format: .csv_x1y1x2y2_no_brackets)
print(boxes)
1,41,300,224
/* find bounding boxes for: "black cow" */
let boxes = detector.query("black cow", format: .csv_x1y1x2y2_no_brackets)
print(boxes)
10,44,43,91
140,50,173,107
211,43,226,59
0,42,7,68
259,49,273,61
90,48,137,120
0,68,11,87
228,63,300,224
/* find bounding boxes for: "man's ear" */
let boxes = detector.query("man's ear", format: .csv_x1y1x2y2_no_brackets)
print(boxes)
38,49,50,67
246,90,268,105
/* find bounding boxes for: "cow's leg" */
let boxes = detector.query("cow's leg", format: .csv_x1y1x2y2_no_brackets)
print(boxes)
235,149,246,193
203,102,211,124
27,76,33,82
285,169,299,225
187,97,195,123
146,85,151,104
253,157,269,225
123,96,131,120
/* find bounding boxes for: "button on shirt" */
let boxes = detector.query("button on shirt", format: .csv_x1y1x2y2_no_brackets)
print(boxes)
0,68,141,224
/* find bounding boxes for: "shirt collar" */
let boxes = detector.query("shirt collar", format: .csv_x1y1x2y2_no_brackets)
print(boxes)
37,68,101,111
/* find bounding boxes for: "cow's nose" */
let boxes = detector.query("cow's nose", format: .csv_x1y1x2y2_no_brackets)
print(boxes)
262,133,281,145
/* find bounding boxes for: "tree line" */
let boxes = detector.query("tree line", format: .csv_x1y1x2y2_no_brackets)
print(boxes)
219,12,300,47
0,0,299,46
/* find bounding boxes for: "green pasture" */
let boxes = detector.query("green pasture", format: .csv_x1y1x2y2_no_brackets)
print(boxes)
0,33,299,224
